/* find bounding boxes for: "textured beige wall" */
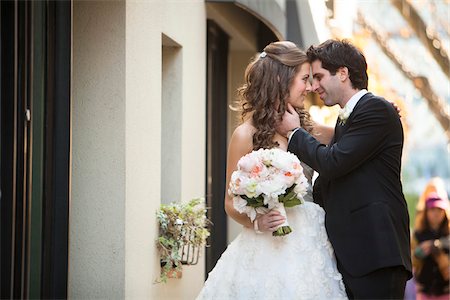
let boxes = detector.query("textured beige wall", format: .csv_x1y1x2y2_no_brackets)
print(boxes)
71,0,206,299
71,1,126,299
125,1,206,299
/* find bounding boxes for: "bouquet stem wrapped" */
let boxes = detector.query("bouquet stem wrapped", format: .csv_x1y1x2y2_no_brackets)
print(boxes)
271,204,290,236
230,148,308,236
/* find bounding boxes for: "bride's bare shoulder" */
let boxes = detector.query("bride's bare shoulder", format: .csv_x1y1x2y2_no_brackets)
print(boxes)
233,122,255,137
229,122,255,150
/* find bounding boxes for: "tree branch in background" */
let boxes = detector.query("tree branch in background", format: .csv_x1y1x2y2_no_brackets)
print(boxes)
357,11,450,141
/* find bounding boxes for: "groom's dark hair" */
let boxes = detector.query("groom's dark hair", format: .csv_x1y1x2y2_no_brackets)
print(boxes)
307,39,368,90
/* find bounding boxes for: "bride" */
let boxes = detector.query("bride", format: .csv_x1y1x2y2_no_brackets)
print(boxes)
196,41,347,299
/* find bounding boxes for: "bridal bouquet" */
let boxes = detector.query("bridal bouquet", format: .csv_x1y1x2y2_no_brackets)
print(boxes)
229,148,308,236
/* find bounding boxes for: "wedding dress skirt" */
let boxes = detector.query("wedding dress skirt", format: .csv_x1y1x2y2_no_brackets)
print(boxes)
196,201,347,300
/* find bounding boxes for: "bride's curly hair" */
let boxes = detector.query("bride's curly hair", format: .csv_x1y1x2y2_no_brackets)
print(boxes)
237,41,314,150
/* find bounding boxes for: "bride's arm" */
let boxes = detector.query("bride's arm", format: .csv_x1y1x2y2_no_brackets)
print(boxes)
224,126,255,228
224,126,285,230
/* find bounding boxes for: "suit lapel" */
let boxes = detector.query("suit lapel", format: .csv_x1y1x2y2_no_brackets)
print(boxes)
320,118,342,209
333,92,372,142
320,93,373,210
335,122,344,142
329,118,340,146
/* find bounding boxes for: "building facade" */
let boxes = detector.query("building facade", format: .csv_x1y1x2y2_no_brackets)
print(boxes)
0,0,319,299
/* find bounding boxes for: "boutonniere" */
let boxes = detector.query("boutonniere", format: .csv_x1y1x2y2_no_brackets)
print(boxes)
338,106,352,125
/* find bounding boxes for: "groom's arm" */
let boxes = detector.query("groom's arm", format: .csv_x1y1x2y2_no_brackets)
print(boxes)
288,98,401,179
312,176,325,208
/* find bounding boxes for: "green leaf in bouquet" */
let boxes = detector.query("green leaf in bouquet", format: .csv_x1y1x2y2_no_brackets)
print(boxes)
278,184,302,207
279,190,296,202
241,195,266,208
283,197,302,207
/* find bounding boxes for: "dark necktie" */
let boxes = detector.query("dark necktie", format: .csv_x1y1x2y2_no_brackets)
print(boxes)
332,119,343,144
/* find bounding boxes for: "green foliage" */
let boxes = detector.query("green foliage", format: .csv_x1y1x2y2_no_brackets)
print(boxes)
241,184,302,208
156,198,210,283
241,184,303,236
404,192,419,228
279,184,302,207
241,194,266,208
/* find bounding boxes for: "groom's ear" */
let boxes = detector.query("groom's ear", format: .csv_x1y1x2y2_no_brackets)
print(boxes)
337,67,349,82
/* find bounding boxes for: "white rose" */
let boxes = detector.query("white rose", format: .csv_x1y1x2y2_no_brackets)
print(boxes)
233,196,257,221
238,153,260,173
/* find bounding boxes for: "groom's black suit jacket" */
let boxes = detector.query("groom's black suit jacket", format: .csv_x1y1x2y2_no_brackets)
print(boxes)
288,93,412,278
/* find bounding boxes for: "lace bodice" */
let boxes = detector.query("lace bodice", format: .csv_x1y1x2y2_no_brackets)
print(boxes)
196,202,347,299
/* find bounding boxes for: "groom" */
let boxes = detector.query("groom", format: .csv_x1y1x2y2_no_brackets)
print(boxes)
278,39,412,299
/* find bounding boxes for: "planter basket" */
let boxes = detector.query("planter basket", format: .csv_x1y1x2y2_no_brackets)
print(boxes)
180,228,201,265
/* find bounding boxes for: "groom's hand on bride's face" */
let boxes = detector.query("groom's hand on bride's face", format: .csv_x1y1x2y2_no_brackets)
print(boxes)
277,103,301,137
257,211,286,232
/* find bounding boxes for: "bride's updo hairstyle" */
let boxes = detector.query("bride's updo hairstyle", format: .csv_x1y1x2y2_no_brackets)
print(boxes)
237,41,313,150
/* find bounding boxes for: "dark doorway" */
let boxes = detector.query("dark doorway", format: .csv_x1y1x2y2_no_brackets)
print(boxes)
205,20,229,277
0,1,71,298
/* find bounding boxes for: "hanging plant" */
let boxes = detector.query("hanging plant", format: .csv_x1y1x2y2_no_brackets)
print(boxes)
156,198,211,283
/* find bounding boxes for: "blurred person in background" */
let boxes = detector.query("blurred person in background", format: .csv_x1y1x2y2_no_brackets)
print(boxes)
415,177,449,220
412,192,450,300
406,177,448,299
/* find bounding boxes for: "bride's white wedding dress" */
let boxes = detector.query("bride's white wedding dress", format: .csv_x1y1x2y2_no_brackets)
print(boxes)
196,164,347,300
